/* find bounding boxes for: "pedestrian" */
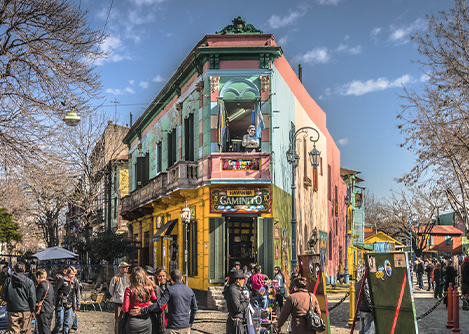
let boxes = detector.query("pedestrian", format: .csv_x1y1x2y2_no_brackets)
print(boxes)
249,265,269,309
231,261,241,272
461,257,469,310
433,263,443,299
273,266,286,313
425,260,434,291
144,265,155,284
52,267,79,334
355,273,374,334
153,267,168,334
0,265,10,289
2,262,36,334
223,269,250,334
122,266,157,334
416,258,425,290
68,266,81,333
143,265,159,334
276,277,321,334
443,260,457,307
109,261,130,334
130,269,198,334
35,269,54,334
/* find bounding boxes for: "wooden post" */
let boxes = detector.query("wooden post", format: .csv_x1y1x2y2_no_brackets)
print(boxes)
347,280,355,327
446,283,453,328
452,286,460,333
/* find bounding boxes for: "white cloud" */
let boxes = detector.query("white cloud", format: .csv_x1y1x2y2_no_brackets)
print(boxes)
298,47,330,65
337,138,349,146
336,43,362,55
140,81,149,89
125,87,135,94
338,74,413,96
420,73,430,82
268,10,306,29
129,80,135,85
106,88,123,95
278,36,288,46
152,75,165,83
130,0,166,5
316,0,342,5
100,36,122,53
389,18,426,45
371,27,382,40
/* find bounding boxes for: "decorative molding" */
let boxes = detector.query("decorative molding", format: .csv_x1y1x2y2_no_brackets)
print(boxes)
260,75,270,93
195,81,204,93
216,17,263,35
175,102,183,113
210,76,220,93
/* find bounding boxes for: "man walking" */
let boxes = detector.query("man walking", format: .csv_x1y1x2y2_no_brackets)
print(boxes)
52,267,79,334
109,261,130,334
130,269,198,333
416,258,425,290
425,260,435,291
2,262,36,334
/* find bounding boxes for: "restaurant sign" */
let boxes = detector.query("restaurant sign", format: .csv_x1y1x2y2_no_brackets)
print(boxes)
210,187,272,213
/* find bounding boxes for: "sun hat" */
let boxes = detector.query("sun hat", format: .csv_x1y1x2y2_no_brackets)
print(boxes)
229,269,245,279
119,261,130,268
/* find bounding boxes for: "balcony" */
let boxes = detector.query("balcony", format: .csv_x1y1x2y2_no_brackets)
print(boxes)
166,160,199,193
121,172,167,220
198,152,271,183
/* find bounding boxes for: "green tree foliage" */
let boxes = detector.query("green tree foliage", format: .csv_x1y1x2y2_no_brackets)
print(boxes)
0,208,23,250
88,230,134,263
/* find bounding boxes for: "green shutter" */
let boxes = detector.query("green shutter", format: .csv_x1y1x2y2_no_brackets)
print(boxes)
209,217,226,283
257,217,274,277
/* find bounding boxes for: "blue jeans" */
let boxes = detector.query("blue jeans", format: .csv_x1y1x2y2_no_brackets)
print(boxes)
417,273,424,289
251,295,268,309
71,311,77,330
52,306,72,334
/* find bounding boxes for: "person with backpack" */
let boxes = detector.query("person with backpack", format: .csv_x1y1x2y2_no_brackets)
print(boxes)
109,261,130,334
52,267,78,334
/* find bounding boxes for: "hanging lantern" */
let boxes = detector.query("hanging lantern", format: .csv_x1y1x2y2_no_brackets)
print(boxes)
63,110,81,126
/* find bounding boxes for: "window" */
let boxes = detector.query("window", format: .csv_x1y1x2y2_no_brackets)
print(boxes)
303,140,311,186
190,221,198,276
135,153,149,188
156,142,162,173
313,167,318,192
167,129,177,166
218,100,261,153
335,185,338,216
445,235,452,245
329,232,333,261
327,165,331,201
184,113,195,161
113,198,117,219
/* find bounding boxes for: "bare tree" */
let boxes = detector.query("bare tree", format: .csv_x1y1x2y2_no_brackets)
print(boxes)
398,0,469,232
0,0,107,172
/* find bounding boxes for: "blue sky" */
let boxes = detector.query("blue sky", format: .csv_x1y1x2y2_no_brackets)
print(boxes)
81,0,453,199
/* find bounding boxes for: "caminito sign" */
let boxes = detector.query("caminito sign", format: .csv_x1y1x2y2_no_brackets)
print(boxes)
210,187,272,213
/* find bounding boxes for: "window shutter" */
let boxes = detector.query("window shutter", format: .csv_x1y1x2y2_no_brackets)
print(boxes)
136,157,144,187
257,218,274,277
191,220,198,276
209,217,226,283
142,153,149,186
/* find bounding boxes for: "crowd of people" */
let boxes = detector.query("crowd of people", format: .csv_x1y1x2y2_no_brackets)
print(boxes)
223,262,323,334
412,255,469,307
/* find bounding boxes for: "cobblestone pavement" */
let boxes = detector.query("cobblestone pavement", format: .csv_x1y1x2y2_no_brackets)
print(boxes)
68,277,468,334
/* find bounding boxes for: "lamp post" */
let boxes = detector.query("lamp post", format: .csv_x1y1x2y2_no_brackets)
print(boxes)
286,122,320,276
181,201,192,285
344,194,350,284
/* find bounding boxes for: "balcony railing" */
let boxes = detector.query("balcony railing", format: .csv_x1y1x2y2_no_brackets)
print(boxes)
166,160,199,193
122,172,167,213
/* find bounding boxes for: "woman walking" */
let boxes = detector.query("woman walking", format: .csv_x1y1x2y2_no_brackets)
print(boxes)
152,267,168,334
273,266,286,312
223,269,250,334
35,269,54,334
122,266,158,334
249,265,268,309
277,277,321,334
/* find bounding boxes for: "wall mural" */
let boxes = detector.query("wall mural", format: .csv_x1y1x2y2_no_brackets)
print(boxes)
318,231,328,266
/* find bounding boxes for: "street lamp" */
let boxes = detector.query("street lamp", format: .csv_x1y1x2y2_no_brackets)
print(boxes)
63,109,81,126
286,122,320,277
181,201,191,285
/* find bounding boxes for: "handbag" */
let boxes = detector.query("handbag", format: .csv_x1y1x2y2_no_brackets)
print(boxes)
117,310,129,334
305,293,326,332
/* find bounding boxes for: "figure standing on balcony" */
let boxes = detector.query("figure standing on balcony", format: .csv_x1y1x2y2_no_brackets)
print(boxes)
242,125,259,152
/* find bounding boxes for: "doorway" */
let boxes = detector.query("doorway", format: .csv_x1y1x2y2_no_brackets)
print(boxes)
226,216,257,274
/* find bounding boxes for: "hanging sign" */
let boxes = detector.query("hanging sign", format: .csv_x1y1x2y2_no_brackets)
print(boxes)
221,158,261,171
210,187,272,213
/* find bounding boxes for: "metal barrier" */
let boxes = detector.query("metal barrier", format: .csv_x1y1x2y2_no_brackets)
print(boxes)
328,292,350,312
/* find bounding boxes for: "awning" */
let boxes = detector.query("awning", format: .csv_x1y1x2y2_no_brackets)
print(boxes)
152,219,178,242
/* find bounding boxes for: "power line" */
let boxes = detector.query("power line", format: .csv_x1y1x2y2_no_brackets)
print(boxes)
102,0,115,33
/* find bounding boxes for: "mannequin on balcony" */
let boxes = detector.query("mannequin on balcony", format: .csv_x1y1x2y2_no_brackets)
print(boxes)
242,125,259,152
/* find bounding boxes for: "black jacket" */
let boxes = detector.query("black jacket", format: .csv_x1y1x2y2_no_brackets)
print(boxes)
2,272,36,312
223,283,249,319
36,280,54,314
142,281,198,329
54,277,78,309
